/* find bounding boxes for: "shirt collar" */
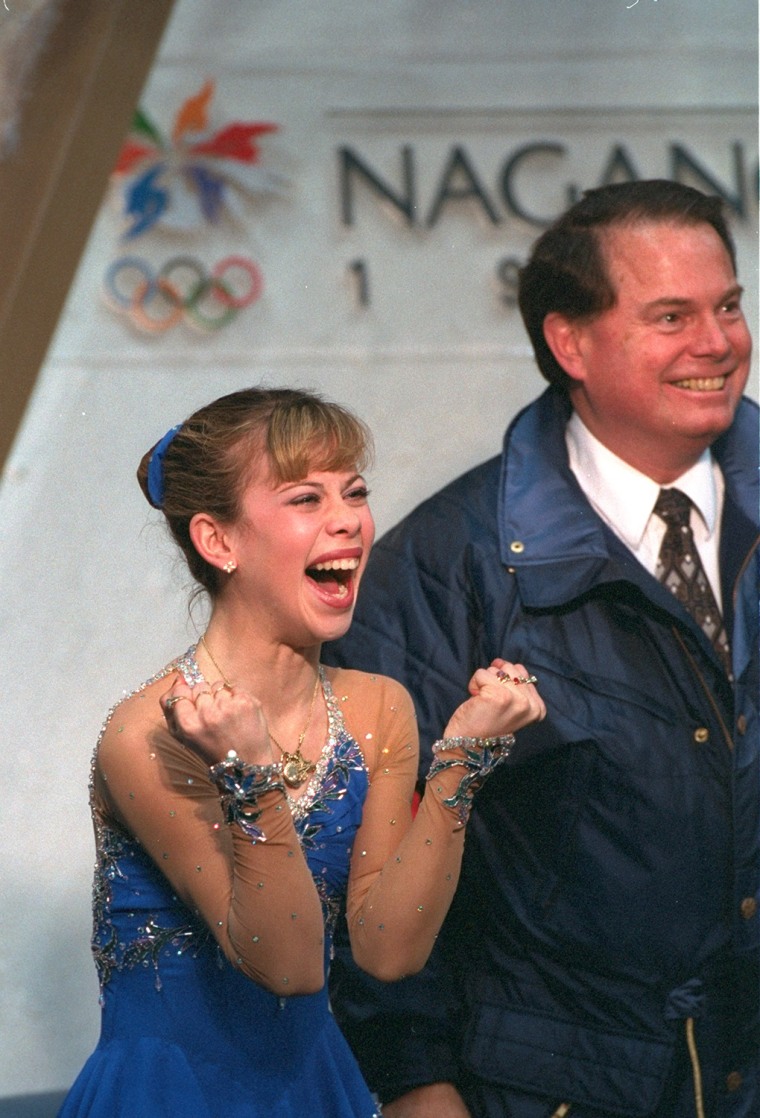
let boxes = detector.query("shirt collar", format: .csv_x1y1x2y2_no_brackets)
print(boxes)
565,411,719,550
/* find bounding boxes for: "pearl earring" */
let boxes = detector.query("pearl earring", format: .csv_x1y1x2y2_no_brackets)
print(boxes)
223,560,237,574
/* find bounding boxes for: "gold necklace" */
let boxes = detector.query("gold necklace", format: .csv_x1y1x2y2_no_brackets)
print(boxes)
269,676,320,789
199,635,320,789
200,635,232,686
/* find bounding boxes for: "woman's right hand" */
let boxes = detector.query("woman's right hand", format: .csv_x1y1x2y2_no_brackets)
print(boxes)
442,658,545,741
159,675,274,767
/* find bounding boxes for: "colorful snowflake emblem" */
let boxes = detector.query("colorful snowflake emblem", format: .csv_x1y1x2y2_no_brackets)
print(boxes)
112,80,288,237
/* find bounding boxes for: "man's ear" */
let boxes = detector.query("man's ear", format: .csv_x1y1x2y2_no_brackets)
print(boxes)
189,512,236,573
542,313,587,383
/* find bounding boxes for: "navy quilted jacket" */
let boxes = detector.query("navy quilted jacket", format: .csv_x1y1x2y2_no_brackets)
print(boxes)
326,388,759,1117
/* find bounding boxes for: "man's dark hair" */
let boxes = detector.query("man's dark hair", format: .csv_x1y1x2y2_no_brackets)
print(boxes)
517,179,738,392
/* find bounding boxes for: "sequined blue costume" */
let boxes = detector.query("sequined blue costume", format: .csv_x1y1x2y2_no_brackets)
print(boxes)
59,652,381,1117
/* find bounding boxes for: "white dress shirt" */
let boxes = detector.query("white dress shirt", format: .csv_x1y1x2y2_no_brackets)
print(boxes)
565,411,725,610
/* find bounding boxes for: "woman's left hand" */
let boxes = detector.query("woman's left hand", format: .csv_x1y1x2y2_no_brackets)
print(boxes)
442,659,545,740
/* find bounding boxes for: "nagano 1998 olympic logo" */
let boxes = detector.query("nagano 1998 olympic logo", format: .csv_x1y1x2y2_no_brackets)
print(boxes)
103,81,287,334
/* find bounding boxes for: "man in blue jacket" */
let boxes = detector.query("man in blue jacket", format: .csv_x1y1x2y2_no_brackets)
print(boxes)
326,180,759,1118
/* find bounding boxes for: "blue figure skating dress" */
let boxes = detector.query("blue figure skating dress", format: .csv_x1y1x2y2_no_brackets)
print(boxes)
58,650,418,1117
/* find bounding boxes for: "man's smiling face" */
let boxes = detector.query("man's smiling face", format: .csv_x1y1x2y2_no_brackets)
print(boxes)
556,220,751,483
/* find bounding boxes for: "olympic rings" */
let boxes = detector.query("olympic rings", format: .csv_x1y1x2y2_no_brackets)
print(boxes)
104,254,264,334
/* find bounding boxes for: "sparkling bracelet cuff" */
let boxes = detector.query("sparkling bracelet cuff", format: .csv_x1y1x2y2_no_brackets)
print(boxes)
425,735,515,825
209,753,285,842
431,735,515,754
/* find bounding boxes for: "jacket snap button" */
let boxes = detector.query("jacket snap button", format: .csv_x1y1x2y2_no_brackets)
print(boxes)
726,1071,743,1092
736,714,747,735
739,897,757,920
509,541,524,554
693,727,709,744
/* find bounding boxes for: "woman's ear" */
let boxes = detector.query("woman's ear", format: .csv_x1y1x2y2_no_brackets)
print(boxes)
542,312,588,383
189,513,236,573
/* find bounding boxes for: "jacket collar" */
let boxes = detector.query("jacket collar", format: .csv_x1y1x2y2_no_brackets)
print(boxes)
498,387,759,611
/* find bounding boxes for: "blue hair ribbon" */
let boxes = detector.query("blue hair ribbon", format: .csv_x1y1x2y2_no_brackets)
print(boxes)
147,424,182,508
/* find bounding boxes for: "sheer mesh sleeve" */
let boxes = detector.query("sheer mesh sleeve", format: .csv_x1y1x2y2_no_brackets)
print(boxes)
92,680,326,996
334,669,472,982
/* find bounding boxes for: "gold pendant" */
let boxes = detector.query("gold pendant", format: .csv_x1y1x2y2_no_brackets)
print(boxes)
281,750,316,788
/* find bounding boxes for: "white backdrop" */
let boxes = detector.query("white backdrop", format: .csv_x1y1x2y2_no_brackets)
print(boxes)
0,0,757,1095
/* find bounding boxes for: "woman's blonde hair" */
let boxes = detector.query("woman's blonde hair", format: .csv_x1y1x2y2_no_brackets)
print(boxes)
137,386,373,596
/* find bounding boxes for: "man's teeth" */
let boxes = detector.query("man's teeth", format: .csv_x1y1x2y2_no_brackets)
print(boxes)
312,558,360,571
674,376,726,391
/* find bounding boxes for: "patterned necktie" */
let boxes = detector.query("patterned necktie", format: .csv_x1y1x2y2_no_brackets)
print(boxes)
654,487,731,677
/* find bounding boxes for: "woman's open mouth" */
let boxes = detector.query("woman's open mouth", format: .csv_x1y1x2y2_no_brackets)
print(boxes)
305,556,360,603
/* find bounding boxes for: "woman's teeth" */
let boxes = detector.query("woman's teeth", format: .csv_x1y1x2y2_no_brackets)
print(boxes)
311,558,360,571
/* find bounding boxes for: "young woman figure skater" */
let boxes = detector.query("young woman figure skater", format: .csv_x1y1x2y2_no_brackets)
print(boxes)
60,387,544,1117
